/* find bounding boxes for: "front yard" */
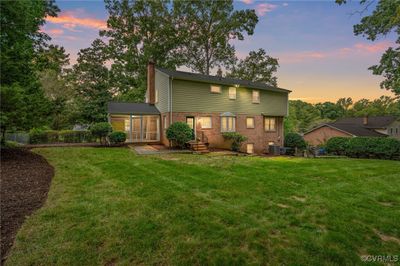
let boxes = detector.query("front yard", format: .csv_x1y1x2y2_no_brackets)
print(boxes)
6,147,400,265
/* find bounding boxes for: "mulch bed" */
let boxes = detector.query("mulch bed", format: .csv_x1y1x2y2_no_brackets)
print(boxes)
0,148,54,264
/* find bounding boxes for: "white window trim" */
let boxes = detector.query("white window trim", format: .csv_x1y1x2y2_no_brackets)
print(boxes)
198,116,212,129
221,116,236,132
264,117,276,132
210,85,221,94
228,87,236,100
246,117,255,129
252,90,260,104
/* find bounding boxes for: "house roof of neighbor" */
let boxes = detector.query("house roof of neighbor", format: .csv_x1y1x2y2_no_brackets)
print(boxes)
108,102,160,115
333,116,397,128
326,123,387,137
156,67,291,94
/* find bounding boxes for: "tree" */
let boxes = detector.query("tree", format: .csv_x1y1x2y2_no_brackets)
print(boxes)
0,0,59,139
226,49,279,86
174,0,258,75
337,0,400,96
315,102,343,120
70,39,112,124
285,100,320,133
101,0,182,101
336,97,353,116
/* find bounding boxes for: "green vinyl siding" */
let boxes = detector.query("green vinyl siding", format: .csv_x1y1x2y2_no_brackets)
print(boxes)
155,69,169,113
172,79,288,116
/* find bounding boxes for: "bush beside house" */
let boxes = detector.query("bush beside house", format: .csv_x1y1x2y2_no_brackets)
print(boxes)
284,133,307,155
90,122,113,145
166,122,193,149
109,131,127,144
222,132,247,152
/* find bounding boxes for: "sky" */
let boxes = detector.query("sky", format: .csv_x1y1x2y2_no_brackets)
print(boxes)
42,0,397,103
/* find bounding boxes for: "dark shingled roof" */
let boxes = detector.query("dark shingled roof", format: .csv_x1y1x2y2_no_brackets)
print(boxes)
333,116,397,128
326,123,387,137
108,102,160,114
156,67,291,94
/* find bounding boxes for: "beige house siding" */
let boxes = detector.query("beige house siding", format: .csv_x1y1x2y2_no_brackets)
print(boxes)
154,69,170,113
171,79,288,116
387,120,400,139
303,125,353,146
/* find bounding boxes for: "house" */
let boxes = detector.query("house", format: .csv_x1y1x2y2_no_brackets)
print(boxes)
108,62,291,154
303,115,400,146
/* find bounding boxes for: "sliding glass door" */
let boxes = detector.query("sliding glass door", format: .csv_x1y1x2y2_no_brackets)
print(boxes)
110,115,160,142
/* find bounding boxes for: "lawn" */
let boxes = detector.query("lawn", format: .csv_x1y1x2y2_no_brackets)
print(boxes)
6,147,400,265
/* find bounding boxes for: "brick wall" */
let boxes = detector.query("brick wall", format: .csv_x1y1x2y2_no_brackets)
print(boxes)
303,125,352,146
170,112,283,154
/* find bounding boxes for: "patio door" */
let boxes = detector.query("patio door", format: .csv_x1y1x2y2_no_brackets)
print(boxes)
132,116,141,142
186,116,195,140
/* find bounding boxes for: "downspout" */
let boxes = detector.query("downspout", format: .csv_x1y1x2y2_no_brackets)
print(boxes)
169,77,173,125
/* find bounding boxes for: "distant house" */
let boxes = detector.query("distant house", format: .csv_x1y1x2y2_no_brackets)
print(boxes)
303,116,400,146
108,62,291,154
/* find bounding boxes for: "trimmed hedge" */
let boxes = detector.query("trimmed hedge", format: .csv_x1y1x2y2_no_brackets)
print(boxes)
109,131,126,144
29,129,94,144
326,137,400,160
90,122,112,145
284,133,307,155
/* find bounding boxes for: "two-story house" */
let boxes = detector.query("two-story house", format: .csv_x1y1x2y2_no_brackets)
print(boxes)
108,62,291,154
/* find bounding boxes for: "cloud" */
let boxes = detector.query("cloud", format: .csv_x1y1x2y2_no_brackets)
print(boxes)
256,3,278,16
46,10,107,30
279,41,393,64
282,3,289,6
46,28,64,36
241,0,253,4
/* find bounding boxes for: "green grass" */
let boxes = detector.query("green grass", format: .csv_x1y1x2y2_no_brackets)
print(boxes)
7,147,400,265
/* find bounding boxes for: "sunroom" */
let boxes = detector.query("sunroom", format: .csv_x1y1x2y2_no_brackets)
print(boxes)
107,102,160,143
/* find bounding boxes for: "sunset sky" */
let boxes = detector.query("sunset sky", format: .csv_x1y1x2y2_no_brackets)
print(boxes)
42,0,397,103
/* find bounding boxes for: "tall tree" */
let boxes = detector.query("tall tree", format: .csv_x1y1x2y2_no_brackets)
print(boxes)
337,0,400,96
0,0,59,141
101,0,181,101
70,39,112,124
226,49,279,86
174,0,258,75
336,97,353,116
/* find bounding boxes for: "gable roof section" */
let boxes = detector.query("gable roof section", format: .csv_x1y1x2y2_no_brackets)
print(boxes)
156,67,291,94
334,116,397,128
304,123,387,137
108,102,160,115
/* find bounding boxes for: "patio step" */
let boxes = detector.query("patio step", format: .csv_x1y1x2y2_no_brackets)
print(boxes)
188,141,209,153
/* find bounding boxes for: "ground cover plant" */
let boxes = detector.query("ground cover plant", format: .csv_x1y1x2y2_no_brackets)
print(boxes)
6,148,400,265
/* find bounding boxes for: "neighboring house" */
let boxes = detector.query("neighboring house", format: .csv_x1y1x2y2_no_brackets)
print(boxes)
303,116,400,146
108,62,291,154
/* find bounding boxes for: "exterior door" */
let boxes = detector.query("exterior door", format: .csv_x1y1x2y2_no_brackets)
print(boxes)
186,116,195,140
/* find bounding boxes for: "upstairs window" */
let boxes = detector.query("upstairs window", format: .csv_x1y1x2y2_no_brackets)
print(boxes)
155,89,159,103
163,115,168,129
252,90,260,103
264,117,276,131
246,117,255,129
210,85,221,93
228,87,236,99
198,117,212,129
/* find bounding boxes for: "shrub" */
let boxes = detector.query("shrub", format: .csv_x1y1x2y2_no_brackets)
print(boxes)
59,130,93,143
326,137,350,155
29,128,48,144
166,122,193,148
222,132,248,152
284,133,307,155
90,122,112,145
109,131,126,144
345,137,400,159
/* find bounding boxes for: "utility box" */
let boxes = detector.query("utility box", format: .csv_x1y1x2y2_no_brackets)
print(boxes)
268,145,280,155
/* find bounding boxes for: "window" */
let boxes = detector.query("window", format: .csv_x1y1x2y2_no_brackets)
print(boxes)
155,89,159,103
246,143,254,154
396,128,399,135
264,117,276,131
221,117,235,132
197,117,212,129
246,117,255,128
252,90,260,103
163,115,168,129
390,128,393,135
210,85,221,93
228,87,236,99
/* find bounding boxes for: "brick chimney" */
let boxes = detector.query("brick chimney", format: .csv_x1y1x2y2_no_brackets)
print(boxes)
147,60,155,105
363,115,368,125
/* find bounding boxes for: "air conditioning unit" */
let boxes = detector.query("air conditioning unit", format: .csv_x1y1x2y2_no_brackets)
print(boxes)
268,145,280,155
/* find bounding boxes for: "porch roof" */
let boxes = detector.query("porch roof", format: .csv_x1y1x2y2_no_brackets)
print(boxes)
108,102,160,115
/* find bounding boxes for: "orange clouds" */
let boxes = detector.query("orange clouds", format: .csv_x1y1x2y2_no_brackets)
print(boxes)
279,41,393,64
46,12,107,30
47,28,64,35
